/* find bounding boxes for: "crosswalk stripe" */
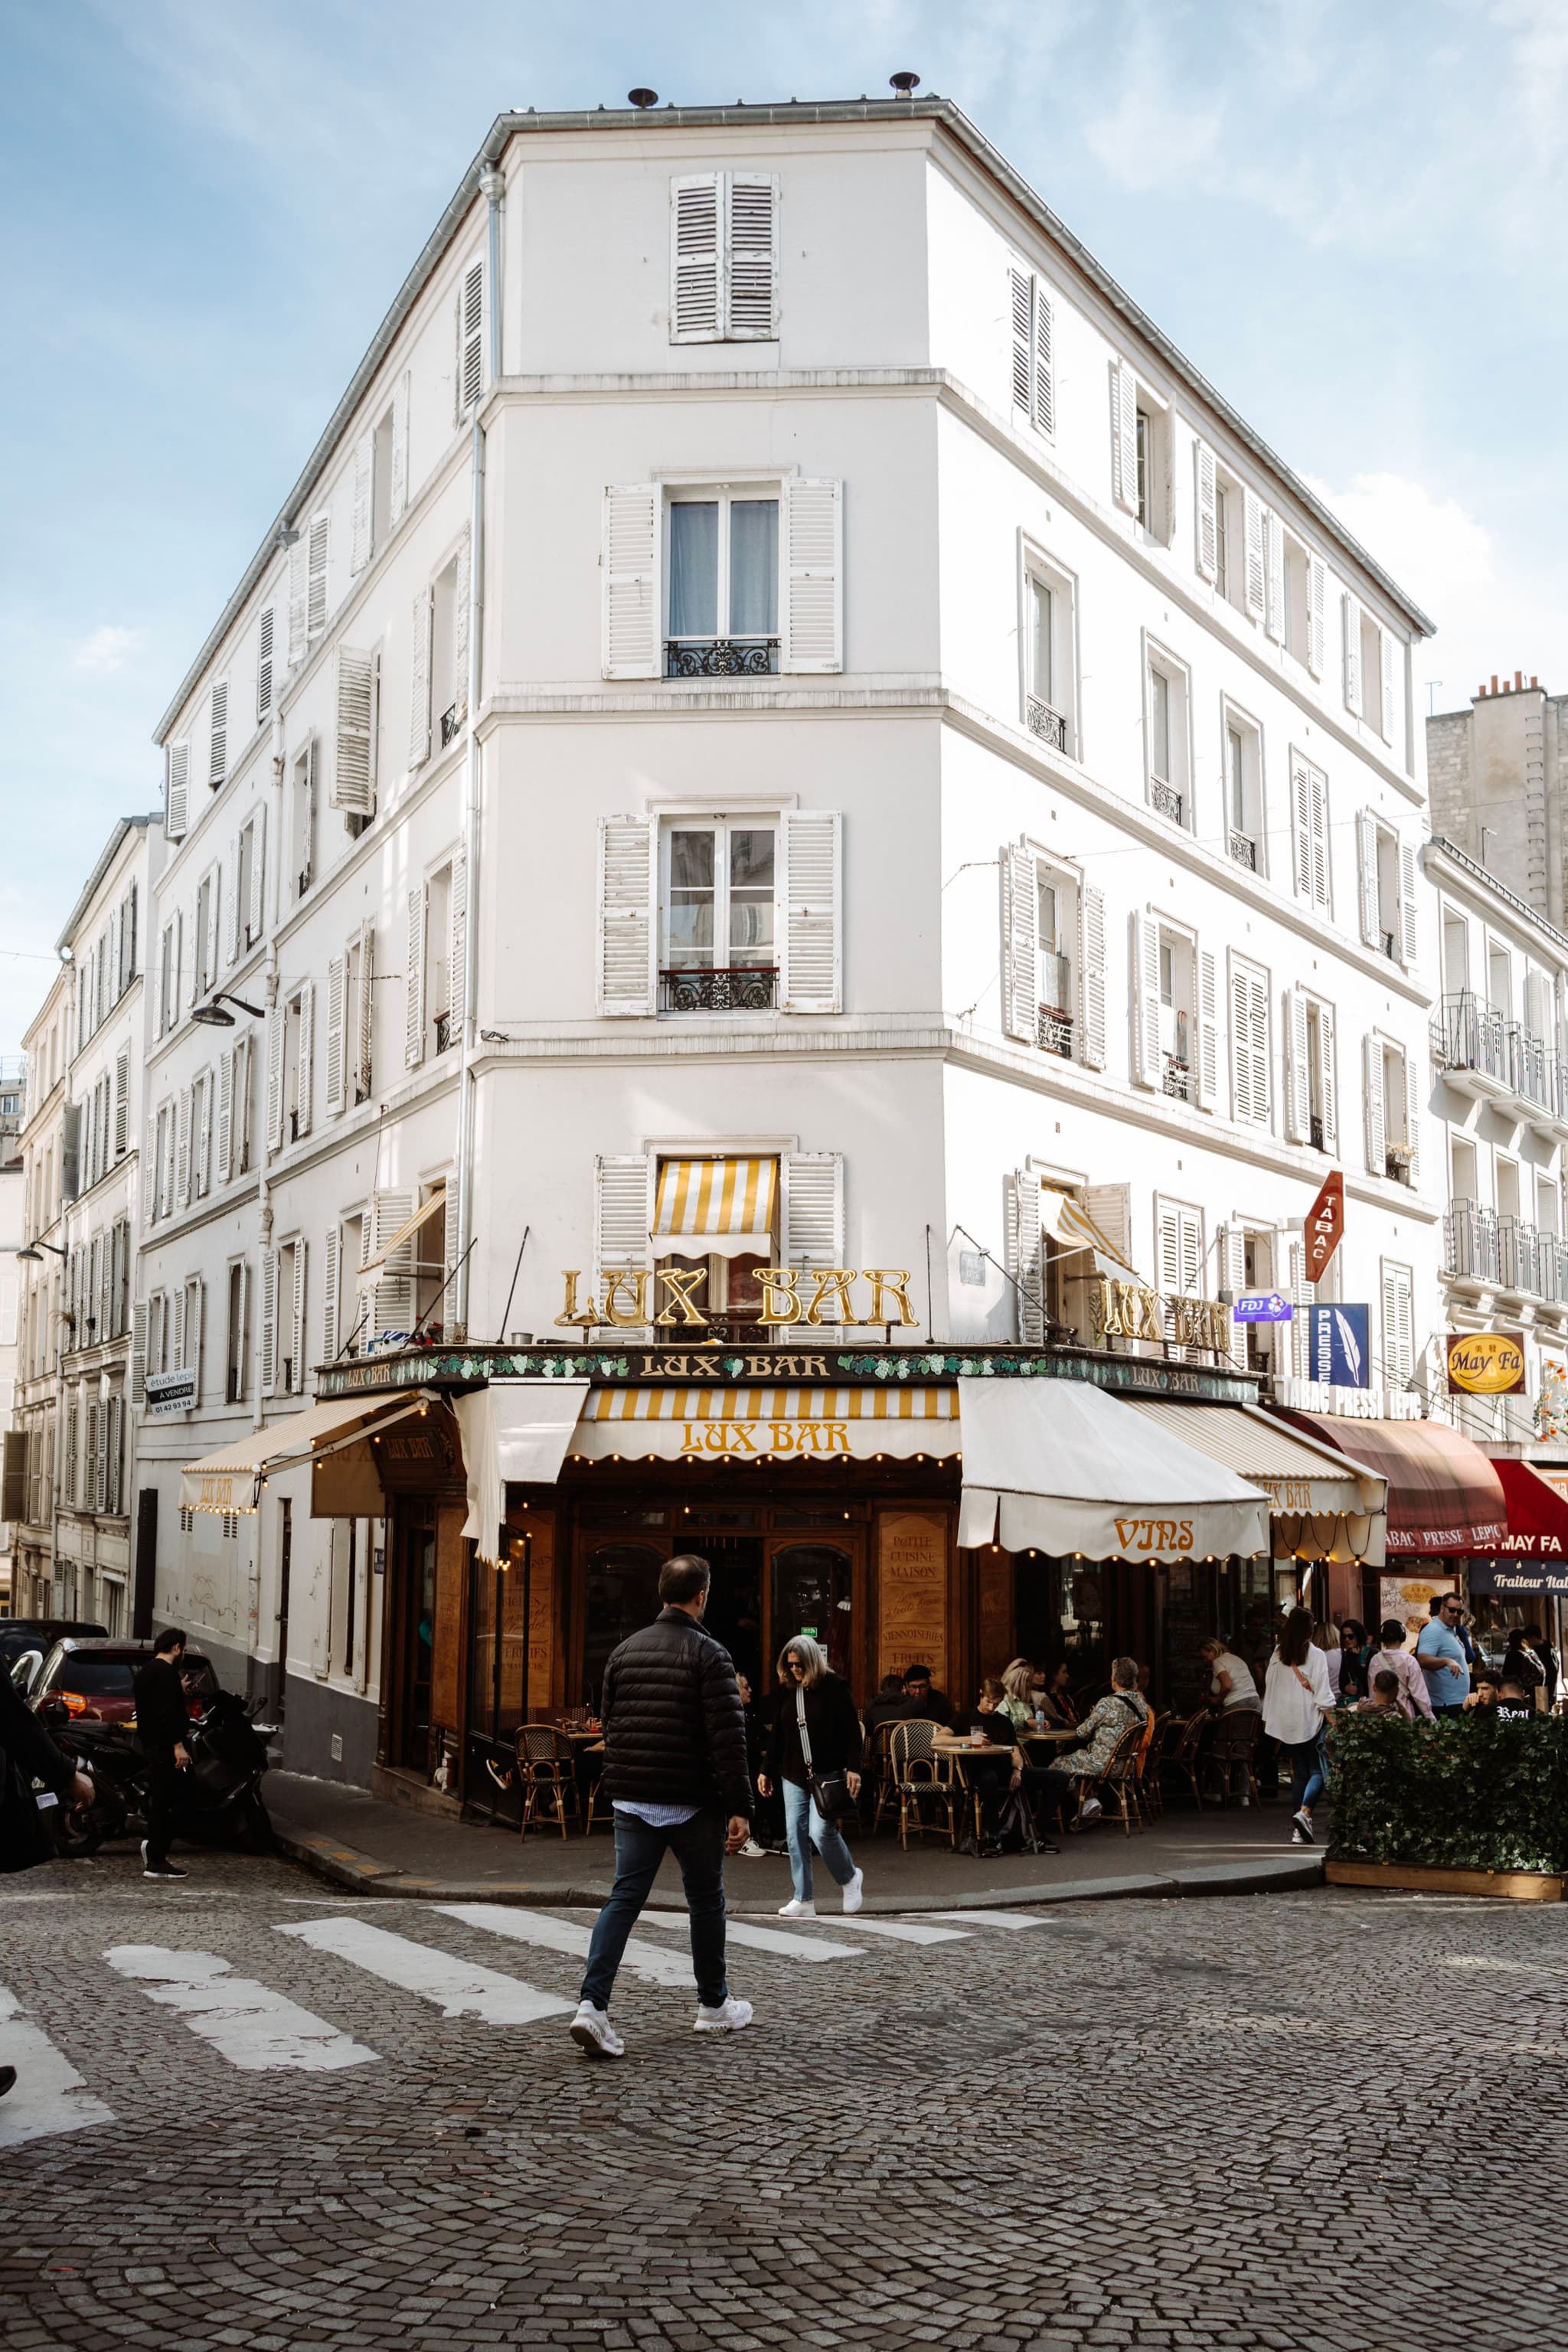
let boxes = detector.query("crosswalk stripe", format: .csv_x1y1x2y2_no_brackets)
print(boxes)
0,1982,115,2145
437,1903,696,1987
633,1913,864,1962
801,1916,970,1945
920,1910,1052,1930
105,1946,378,2072
277,1918,572,2024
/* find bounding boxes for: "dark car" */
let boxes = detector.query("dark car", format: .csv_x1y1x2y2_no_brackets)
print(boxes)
0,1619,108,1674
19,1638,220,1726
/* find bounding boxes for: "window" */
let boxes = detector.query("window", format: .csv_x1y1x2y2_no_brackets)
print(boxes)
292,742,317,900
1155,1197,1205,1356
287,512,329,665
667,492,779,676
256,604,275,722
653,1155,782,1343
1229,957,1271,1129
1305,998,1336,1152
271,1236,306,1396
661,823,777,1011
1364,1033,1418,1184
178,1274,204,1404
430,546,469,750
333,1213,365,1360
414,1189,449,1334
194,869,218,1001
191,1068,213,1200
208,678,228,789
1488,941,1513,1021
153,1102,175,1220
1290,752,1331,915
225,1260,250,1403
234,809,264,956
345,927,372,1105
1450,1133,1478,1207
404,855,466,1067
1214,480,1231,603
426,865,453,1052
1145,644,1190,825
1381,1260,1415,1390
372,403,394,551
158,918,180,1037
1009,266,1054,436
1001,848,1102,1067
1223,706,1264,873
148,1289,169,1377
1133,916,1214,1107
1357,812,1415,965
1020,547,1077,756
1112,361,1165,537
670,174,778,343
281,982,314,1143
1160,939,1189,1076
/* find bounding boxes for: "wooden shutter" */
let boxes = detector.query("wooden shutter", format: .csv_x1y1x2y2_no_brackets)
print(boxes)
1307,554,1327,676
256,603,275,720
1357,810,1380,946
142,1112,156,1223
1403,1049,1421,1184
165,742,188,840
781,477,842,673
188,1279,204,1403
389,371,410,526
171,1282,185,1379
447,851,467,1039
290,1240,308,1392
1032,280,1054,436
196,1070,212,1196
1264,513,1285,642
1383,1262,1413,1389
260,1248,277,1395
175,1086,191,1207
287,534,308,664
727,173,779,338
409,587,433,765
296,980,315,1139
1110,359,1138,514
671,174,722,341
1318,1004,1338,1153
1222,1222,1250,1367
1078,884,1106,1070
405,887,426,1067
596,815,657,1017
131,1301,147,1404
1285,987,1310,1142
1399,839,1419,967
779,809,841,1014
1236,964,1269,1126
595,1157,655,1337
1084,1184,1132,1270
1243,490,1266,619
1156,1204,1182,1297
265,1006,284,1152
350,432,373,573
452,524,472,719
114,1046,129,1158
322,1227,339,1367
1197,947,1219,1111
227,831,243,962
455,259,484,416
601,483,662,680
1194,441,1217,580
368,1190,416,1343
1379,628,1396,744
332,645,377,812
1290,753,1313,901
1310,766,1331,912
208,680,228,786
306,514,329,641
325,954,347,1116
782,1154,844,1315
1010,267,1033,413
1132,911,1161,1087
217,1047,234,1185
1342,592,1363,715
358,923,375,1101
248,805,266,946
1364,1034,1386,1174
1001,842,1037,1044
1008,1171,1044,1344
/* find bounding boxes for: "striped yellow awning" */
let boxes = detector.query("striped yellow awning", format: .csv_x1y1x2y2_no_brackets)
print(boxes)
573,1384,959,1462
652,1158,776,1260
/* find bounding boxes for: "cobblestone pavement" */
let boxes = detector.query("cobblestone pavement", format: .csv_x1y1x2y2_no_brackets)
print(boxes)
2,1851,1566,2351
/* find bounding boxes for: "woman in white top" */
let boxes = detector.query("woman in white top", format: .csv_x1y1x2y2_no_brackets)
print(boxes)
1261,1606,1334,1845
1198,1638,1260,1712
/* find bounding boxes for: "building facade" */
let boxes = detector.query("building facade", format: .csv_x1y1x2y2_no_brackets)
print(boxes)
0,1067,22,1612
1429,674,1568,930
14,971,74,1617
143,95,1446,1791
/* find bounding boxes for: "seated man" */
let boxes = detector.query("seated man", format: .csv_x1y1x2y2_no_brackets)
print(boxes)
862,1672,911,1735
1462,1671,1501,1713
1027,1656,1149,1828
1494,1675,1537,1724
957,1681,1060,1857
900,1663,952,1728
1355,1668,1403,1715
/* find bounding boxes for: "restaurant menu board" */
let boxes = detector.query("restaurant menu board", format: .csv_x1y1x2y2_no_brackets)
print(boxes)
432,1503,467,1733
526,1520,555,1714
877,1510,949,1691
1161,1561,1213,1711
1378,1571,1457,1647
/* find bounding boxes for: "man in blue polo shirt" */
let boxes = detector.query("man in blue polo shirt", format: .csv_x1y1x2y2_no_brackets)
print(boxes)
1416,1593,1471,1713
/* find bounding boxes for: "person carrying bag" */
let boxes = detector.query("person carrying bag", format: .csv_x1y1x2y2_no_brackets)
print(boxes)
758,1635,866,1921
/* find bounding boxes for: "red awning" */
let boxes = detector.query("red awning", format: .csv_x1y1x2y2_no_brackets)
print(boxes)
1486,1458,1568,1560
1270,1413,1506,1555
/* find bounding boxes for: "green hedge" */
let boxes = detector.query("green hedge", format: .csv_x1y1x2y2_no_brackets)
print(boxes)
1327,1711,1568,1875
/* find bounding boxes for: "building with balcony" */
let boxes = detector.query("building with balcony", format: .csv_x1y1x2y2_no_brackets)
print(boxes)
142,93,1438,1790
1426,830,1568,1456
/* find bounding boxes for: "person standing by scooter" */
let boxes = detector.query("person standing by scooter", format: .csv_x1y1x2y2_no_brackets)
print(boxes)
133,1628,191,1881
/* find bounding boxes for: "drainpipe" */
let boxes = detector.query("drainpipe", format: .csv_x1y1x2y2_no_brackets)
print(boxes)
452,165,503,1341
251,710,286,1435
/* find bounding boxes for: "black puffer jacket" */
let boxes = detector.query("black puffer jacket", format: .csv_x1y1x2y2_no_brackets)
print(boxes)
599,1607,751,1817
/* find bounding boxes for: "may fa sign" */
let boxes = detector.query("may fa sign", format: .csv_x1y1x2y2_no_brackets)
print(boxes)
1446,1330,1526,1396
1233,1292,1292,1324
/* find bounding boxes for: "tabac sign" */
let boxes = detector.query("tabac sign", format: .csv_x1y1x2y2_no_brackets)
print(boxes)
556,1267,919,1329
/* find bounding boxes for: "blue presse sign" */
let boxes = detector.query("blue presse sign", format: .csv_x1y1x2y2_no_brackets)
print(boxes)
1307,1301,1370,1388
1233,1292,1292,1324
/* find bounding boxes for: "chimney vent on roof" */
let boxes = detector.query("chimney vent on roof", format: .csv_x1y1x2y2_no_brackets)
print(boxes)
627,88,658,109
890,71,921,96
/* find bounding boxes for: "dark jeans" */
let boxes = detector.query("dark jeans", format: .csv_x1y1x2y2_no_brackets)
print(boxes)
143,1748,178,1869
579,1805,729,2011
1028,1766,1076,1826
1286,1736,1325,1814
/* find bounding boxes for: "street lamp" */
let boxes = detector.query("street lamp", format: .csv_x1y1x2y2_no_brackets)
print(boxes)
16,1239,67,1264
192,990,266,1028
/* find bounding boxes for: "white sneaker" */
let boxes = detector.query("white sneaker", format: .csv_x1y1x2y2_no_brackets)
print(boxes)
1079,1796,1103,1823
1292,1809,1316,1844
737,1838,766,1858
569,2001,625,2060
1291,1828,1305,1846
841,1867,864,1915
694,1994,754,2034
776,1896,816,1919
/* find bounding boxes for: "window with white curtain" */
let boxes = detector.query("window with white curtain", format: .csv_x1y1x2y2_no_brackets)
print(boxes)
667,492,779,673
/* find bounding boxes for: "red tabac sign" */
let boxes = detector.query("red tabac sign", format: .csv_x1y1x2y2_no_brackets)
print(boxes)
1305,1171,1344,1283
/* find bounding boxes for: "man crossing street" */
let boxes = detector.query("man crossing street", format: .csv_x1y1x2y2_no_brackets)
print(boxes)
133,1628,192,1881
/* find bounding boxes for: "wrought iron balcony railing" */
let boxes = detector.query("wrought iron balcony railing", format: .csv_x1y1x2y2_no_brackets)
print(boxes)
1037,1003,1073,1059
439,703,462,749
1309,1113,1326,1151
1150,777,1184,825
1162,1056,1192,1101
665,638,779,678
1025,694,1068,751
1431,991,1511,1089
660,966,779,1014
1228,829,1257,871
434,1011,452,1055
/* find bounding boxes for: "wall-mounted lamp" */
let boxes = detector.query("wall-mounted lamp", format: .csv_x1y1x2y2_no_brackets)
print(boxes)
193,990,267,1029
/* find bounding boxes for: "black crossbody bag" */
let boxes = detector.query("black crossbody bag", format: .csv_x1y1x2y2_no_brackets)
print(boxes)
796,1685,858,1821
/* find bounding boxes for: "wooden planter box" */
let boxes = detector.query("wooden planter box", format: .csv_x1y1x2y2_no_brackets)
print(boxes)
1327,1859,1566,1902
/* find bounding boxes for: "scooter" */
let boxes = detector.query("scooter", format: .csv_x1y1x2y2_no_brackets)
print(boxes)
46,1690,279,1858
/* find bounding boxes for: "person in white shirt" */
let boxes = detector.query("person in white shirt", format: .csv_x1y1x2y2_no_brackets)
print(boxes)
1261,1606,1334,1845
1198,1638,1261,1712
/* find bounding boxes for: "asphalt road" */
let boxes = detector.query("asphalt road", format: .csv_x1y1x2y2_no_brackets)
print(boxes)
2,1848,1564,2350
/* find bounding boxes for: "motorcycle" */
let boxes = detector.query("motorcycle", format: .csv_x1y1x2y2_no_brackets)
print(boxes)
45,1690,280,1859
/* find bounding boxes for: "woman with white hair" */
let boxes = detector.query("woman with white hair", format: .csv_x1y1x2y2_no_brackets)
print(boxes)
757,1635,865,1919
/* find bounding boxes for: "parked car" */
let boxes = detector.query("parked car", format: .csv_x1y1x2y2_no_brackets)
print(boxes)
16,1637,219,1726
0,1619,107,1674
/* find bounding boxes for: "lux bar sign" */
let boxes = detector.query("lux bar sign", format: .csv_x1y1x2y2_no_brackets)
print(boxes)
556,1267,920,1328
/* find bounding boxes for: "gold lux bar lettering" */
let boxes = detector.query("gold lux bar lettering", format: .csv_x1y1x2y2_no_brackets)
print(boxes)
1089,1278,1230,1355
555,1267,920,1330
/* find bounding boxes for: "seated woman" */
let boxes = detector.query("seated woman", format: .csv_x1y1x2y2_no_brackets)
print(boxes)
1034,1661,1078,1729
1028,1657,1149,1828
1198,1636,1261,1713
998,1659,1040,1735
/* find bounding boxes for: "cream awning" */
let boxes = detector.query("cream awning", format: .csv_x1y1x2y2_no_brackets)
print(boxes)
355,1192,446,1292
453,1379,591,1560
1040,1188,1141,1283
1119,1397,1386,1567
956,1377,1268,1563
179,1390,424,1514
572,1383,959,1462
651,1157,776,1260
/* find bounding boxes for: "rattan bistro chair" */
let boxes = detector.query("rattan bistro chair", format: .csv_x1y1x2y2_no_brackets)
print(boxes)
1165,1710,1212,1810
1135,1710,1171,1820
889,1720,956,1851
1093,1717,1148,1837
1207,1705,1262,1806
865,1720,900,1836
514,1726,580,1841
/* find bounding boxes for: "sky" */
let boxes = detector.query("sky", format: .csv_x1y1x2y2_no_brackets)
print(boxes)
4,0,1568,1054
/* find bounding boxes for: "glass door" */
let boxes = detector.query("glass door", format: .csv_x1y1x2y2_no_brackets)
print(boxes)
769,1541,854,1685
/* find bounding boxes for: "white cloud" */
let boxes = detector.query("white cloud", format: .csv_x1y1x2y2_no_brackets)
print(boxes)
73,625,146,673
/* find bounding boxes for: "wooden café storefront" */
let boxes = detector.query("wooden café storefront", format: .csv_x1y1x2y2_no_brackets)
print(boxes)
286,1332,1389,1813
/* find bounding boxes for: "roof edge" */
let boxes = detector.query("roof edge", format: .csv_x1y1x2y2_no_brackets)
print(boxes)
55,815,157,952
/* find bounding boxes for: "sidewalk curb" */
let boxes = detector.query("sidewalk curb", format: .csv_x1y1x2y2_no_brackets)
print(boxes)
272,1821,1323,1909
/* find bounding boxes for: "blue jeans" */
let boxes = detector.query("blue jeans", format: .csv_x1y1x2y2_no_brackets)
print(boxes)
578,1806,729,2011
1287,1736,1325,1814
782,1777,855,1902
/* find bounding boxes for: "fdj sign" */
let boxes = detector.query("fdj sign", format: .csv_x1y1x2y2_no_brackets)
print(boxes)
556,1266,918,1329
